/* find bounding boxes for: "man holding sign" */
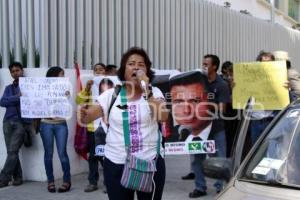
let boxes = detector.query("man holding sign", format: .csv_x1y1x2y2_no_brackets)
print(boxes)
0,62,30,188
233,51,290,146
169,71,226,198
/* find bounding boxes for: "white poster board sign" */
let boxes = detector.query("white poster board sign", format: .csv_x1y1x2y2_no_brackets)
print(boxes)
19,77,72,118
91,76,121,129
91,75,121,97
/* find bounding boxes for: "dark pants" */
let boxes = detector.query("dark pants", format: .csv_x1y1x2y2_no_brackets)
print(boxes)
40,122,71,183
0,120,25,183
224,109,240,157
87,131,104,185
191,130,226,192
104,156,165,200
250,117,273,146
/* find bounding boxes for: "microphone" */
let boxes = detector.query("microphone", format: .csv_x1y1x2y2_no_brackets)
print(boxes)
178,125,192,141
137,70,147,91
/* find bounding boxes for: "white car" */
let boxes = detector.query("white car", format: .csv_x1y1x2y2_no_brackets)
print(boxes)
204,98,300,200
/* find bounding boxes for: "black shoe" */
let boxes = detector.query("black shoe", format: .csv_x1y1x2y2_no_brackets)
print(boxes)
0,181,9,188
12,179,23,186
181,172,195,180
189,189,207,198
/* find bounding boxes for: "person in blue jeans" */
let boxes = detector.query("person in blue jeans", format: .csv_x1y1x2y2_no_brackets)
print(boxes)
40,66,71,193
249,51,277,146
190,130,226,195
0,62,31,188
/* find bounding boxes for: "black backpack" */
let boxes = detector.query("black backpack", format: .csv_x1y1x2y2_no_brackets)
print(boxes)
94,85,121,156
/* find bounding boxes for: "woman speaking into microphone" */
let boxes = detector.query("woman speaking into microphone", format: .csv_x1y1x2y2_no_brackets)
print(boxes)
80,47,169,200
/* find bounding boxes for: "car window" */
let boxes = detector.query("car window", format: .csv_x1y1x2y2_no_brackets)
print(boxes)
240,108,300,187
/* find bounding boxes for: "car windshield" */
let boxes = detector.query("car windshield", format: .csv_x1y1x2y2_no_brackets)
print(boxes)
240,107,300,188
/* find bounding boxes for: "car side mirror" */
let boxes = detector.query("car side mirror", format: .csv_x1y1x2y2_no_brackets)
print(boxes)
203,157,232,182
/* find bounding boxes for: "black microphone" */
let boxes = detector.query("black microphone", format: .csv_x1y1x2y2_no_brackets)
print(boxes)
178,125,192,141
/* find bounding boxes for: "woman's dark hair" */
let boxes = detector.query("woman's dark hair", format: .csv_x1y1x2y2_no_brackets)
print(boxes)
286,60,291,69
256,51,275,61
46,66,64,77
93,63,106,70
9,62,23,71
106,64,118,74
117,47,155,82
221,61,233,74
99,78,114,93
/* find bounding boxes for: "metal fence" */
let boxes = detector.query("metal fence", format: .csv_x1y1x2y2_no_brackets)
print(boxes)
1,0,300,70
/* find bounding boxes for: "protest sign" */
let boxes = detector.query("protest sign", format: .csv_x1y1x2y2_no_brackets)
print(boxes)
90,76,121,129
91,75,121,97
153,71,217,155
232,61,289,110
19,77,71,118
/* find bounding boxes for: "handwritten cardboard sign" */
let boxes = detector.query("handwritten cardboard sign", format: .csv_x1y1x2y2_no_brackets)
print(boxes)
19,77,71,118
232,61,289,110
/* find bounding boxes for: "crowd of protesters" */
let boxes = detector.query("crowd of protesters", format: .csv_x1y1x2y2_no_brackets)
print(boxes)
0,47,299,200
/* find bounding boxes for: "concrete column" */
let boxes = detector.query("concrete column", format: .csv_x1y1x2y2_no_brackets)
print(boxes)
297,0,300,22
48,0,57,66
39,0,48,68
1,0,10,68
26,0,35,68
13,0,22,62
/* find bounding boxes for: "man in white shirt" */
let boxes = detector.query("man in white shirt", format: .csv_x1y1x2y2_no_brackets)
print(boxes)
169,71,226,198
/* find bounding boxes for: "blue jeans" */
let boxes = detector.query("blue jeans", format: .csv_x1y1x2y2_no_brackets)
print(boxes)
250,117,273,146
40,122,71,183
191,130,226,192
0,120,25,182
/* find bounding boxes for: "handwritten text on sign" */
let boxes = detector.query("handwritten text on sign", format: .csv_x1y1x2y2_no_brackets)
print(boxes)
19,77,72,118
232,61,289,110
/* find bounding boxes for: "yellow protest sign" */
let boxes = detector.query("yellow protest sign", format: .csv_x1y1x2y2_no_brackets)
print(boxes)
232,61,289,110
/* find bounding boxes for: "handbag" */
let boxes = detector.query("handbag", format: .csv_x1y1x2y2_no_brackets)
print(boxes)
121,154,157,192
74,123,89,157
119,86,160,193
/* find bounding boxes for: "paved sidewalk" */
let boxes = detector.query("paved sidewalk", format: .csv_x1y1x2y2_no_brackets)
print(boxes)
0,155,218,200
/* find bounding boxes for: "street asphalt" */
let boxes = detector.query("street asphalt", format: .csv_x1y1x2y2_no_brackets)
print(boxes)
0,155,219,200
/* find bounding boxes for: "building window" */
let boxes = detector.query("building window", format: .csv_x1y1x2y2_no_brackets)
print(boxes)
265,0,280,9
274,0,279,9
289,0,299,20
